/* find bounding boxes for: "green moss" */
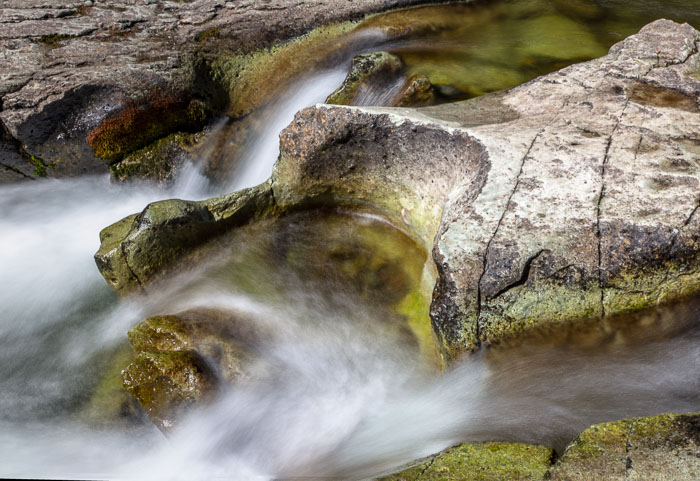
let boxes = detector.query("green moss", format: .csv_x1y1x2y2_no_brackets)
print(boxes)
550,413,700,480
209,21,356,118
26,153,55,177
382,442,553,481
478,278,603,347
122,350,215,431
128,315,192,354
110,132,194,185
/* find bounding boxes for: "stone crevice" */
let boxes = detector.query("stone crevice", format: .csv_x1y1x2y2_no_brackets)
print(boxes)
474,127,543,341
595,98,630,318
489,249,547,301
0,162,33,179
120,242,145,292
414,454,438,481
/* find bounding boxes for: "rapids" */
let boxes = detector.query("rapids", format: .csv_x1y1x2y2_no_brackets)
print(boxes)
1,1,699,480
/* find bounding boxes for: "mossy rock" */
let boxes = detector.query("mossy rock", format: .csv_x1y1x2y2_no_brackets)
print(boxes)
380,442,554,481
110,133,197,186
121,350,216,432
128,310,262,383
326,51,404,106
549,413,700,481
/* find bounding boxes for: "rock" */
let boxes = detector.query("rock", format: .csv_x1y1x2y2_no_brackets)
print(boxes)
121,350,216,432
326,51,405,106
380,413,700,481
94,182,276,293
379,442,554,481
121,309,266,431
0,0,455,184
109,132,197,186
549,413,700,481
326,51,438,108
127,310,263,384
96,20,700,360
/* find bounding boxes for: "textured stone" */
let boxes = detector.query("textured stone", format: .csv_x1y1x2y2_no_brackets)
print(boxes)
0,0,457,182
96,20,700,361
549,413,700,481
379,442,554,481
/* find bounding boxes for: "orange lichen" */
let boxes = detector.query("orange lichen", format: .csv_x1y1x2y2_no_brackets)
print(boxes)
87,88,207,163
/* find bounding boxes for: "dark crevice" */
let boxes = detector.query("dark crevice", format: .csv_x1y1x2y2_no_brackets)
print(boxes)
120,243,145,291
414,454,438,481
624,422,634,478
0,162,34,179
595,99,630,318
489,249,547,300
682,202,700,227
474,127,543,340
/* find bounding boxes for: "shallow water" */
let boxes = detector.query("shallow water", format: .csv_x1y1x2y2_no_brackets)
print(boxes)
1,0,700,479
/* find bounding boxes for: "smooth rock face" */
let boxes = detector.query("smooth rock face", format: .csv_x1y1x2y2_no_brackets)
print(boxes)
96,20,700,360
549,413,700,481
0,0,453,182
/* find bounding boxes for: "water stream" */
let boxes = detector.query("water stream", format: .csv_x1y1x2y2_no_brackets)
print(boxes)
1,1,699,480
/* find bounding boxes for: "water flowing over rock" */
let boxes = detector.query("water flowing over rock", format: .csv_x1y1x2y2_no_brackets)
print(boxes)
97,19,700,361
0,0,455,182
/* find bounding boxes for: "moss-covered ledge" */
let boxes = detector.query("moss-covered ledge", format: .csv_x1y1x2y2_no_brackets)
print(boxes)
377,412,700,481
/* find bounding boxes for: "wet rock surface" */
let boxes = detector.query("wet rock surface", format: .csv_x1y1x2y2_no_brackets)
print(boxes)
549,413,700,481
379,442,554,481
96,20,700,360
0,0,453,182
380,413,700,481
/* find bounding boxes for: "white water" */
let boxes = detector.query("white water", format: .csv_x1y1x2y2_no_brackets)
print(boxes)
0,21,699,481
0,173,697,480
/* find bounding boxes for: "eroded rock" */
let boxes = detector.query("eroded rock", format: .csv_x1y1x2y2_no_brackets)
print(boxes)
96,20,700,361
0,0,455,183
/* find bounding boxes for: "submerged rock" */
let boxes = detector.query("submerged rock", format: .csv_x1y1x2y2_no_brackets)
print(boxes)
326,51,436,107
121,308,272,431
97,20,700,361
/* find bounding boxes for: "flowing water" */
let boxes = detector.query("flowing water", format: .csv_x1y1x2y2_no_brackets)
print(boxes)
1,1,700,480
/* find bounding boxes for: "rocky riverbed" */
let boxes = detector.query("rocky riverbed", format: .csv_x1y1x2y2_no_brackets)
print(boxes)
1,1,698,480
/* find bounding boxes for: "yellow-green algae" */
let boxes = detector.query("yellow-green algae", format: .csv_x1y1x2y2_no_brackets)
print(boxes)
380,442,553,481
549,413,700,481
110,132,197,184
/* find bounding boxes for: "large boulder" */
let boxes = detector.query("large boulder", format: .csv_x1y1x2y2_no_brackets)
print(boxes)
96,20,700,361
